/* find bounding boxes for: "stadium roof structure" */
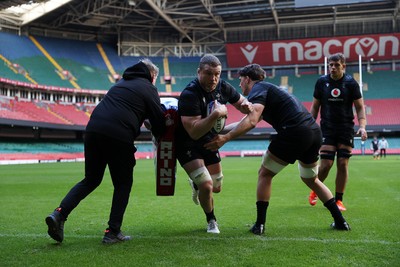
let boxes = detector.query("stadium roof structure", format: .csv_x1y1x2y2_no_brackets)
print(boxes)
0,0,399,56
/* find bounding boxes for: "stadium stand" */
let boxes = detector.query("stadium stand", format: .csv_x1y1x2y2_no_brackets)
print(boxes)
0,97,90,126
48,103,90,126
0,55,32,83
167,57,199,85
10,100,70,124
0,32,72,88
2,137,400,164
29,35,113,90
0,32,399,162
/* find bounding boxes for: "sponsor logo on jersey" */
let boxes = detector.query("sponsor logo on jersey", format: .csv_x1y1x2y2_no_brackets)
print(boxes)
328,88,343,102
331,88,341,98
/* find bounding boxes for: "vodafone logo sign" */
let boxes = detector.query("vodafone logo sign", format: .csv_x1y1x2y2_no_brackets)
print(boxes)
226,33,400,67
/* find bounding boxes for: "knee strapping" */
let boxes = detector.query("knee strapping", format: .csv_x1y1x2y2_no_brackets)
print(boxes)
262,154,286,174
337,148,352,158
320,150,335,160
211,172,223,189
298,163,318,179
189,166,212,185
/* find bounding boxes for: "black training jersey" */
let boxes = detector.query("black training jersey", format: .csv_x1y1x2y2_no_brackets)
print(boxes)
178,78,240,144
248,81,317,132
86,77,165,144
313,74,362,127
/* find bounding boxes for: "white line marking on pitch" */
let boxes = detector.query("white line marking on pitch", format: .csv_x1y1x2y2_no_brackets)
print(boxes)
0,233,398,245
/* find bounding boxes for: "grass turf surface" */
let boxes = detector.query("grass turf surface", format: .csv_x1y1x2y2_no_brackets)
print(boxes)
1,156,399,266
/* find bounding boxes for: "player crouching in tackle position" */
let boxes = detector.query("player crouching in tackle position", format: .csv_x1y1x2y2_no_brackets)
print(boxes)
176,54,253,234
205,64,350,234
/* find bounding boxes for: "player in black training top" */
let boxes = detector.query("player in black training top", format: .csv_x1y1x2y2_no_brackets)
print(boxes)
176,54,253,234
205,63,350,234
308,53,367,211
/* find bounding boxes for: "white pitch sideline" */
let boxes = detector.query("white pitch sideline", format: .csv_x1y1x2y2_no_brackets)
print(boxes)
0,233,397,245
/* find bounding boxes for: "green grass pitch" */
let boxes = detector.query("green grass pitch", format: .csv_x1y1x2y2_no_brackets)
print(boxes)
0,156,399,266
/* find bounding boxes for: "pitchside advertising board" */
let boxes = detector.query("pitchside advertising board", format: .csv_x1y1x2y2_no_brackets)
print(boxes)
225,33,400,67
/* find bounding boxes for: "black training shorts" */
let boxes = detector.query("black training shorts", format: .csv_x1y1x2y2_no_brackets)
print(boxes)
268,126,322,164
176,141,221,166
320,122,355,148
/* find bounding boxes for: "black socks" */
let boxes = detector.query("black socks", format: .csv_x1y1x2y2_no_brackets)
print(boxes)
335,192,343,202
205,209,216,222
324,198,345,224
256,201,269,226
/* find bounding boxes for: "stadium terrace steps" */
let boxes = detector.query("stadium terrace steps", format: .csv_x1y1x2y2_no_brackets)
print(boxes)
1,98,399,128
1,31,399,98
165,57,198,92
13,101,71,124
48,104,90,126
0,32,115,90
1,149,400,163
1,138,400,163
0,58,31,82
364,99,400,125
33,35,129,90
362,71,400,99
0,109,33,121
225,104,270,128
226,98,400,128
0,32,70,87
0,98,91,126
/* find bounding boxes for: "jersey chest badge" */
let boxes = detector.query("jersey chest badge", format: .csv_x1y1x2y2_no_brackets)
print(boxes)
331,88,341,98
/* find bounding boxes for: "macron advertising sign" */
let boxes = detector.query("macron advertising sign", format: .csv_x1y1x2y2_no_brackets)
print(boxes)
225,33,400,67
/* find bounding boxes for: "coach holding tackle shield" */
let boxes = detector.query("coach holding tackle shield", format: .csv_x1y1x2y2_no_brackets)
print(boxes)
205,63,350,234
45,59,166,243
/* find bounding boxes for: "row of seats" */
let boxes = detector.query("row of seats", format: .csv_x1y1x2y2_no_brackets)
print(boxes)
0,99,90,125
224,99,400,128
1,97,398,128
1,31,399,100
2,138,400,157
0,141,83,153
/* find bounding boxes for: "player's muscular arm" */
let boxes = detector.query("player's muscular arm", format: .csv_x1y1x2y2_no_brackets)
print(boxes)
310,98,320,120
354,98,367,128
204,103,263,150
232,95,254,114
354,98,368,141
181,103,227,140
225,103,263,140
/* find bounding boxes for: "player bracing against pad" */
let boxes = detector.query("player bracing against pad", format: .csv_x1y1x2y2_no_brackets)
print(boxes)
45,59,166,244
176,54,253,234
205,63,350,235
308,53,368,211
